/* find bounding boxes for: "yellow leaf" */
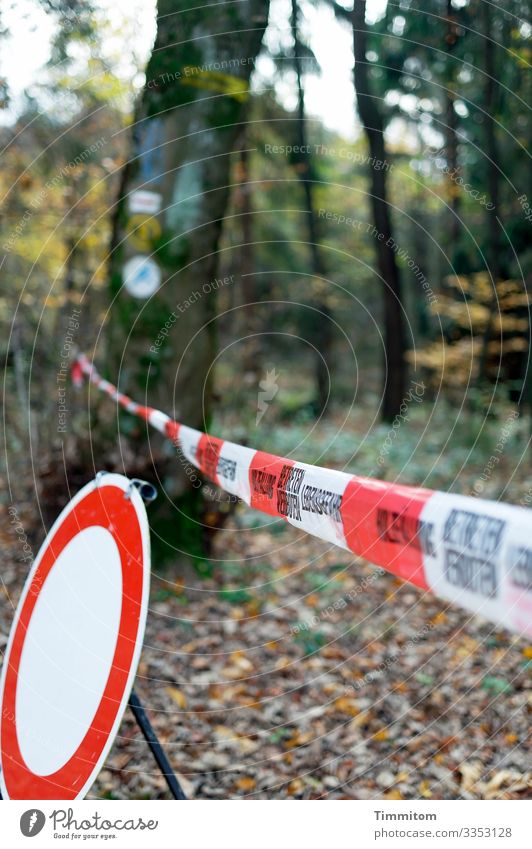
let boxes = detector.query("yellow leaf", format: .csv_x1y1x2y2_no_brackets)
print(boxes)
522,647,532,659
432,612,447,625
165,687,187,709
419,779,433,798
350,711,371,728
245,599,262,617
235,776,256,791
323,683,341,695
373,729,389,742
284,730,313,749
214,725,238,742
333,696,360,717
229,651,253,671
384,789,403,800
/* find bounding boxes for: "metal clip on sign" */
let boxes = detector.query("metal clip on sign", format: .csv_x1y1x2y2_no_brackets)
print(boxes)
125,478,159,504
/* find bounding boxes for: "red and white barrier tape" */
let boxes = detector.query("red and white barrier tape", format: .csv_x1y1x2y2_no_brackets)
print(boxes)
73,353,532,637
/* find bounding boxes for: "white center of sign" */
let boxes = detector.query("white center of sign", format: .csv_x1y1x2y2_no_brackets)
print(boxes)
16,526,123,776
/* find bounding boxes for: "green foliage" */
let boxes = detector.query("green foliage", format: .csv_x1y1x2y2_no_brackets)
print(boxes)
148,484,209,569
293,628,327,656
481,676,513,695
220,587,253,604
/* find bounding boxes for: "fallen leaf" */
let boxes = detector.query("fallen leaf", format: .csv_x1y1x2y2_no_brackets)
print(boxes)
333,696,360,716
372,729,389,742
482,676,513,694
165,687,187,709
287,778,304,795
416,672,435,686
235,776,256,792
459,761,483,794
432,612,447,625
384,789,403,800
214,725,239,742
419,779,433,798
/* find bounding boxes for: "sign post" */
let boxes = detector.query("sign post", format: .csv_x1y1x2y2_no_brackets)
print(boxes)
0,474,184,800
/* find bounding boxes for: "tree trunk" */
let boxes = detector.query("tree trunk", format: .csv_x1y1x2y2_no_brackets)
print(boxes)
478,0,501,385
291,0,333,414
411,200,431,342
236,137,260,375
106,0,269,564
352,0,406,421
109,0,269,416
444,0,461,257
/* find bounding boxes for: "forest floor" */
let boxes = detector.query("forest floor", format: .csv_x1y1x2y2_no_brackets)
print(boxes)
2,498,530,800
1,392,531,799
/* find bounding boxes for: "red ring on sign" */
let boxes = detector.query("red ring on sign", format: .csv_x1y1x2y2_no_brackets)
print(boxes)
1,484,145,799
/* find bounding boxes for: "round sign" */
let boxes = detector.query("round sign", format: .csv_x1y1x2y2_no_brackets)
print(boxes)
0,474,151,800
123,255,161,299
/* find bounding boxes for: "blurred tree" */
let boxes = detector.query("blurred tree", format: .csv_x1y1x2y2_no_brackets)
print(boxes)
234,135,259,373
409,272,529,400
443,0,463,255
290,0,333,414
350,0,531,405
327,0,407,420
108,0,269,404
106,0,270,561
367,0,469,267
353,0,407,420
477,0,502,384
1,2,142,511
